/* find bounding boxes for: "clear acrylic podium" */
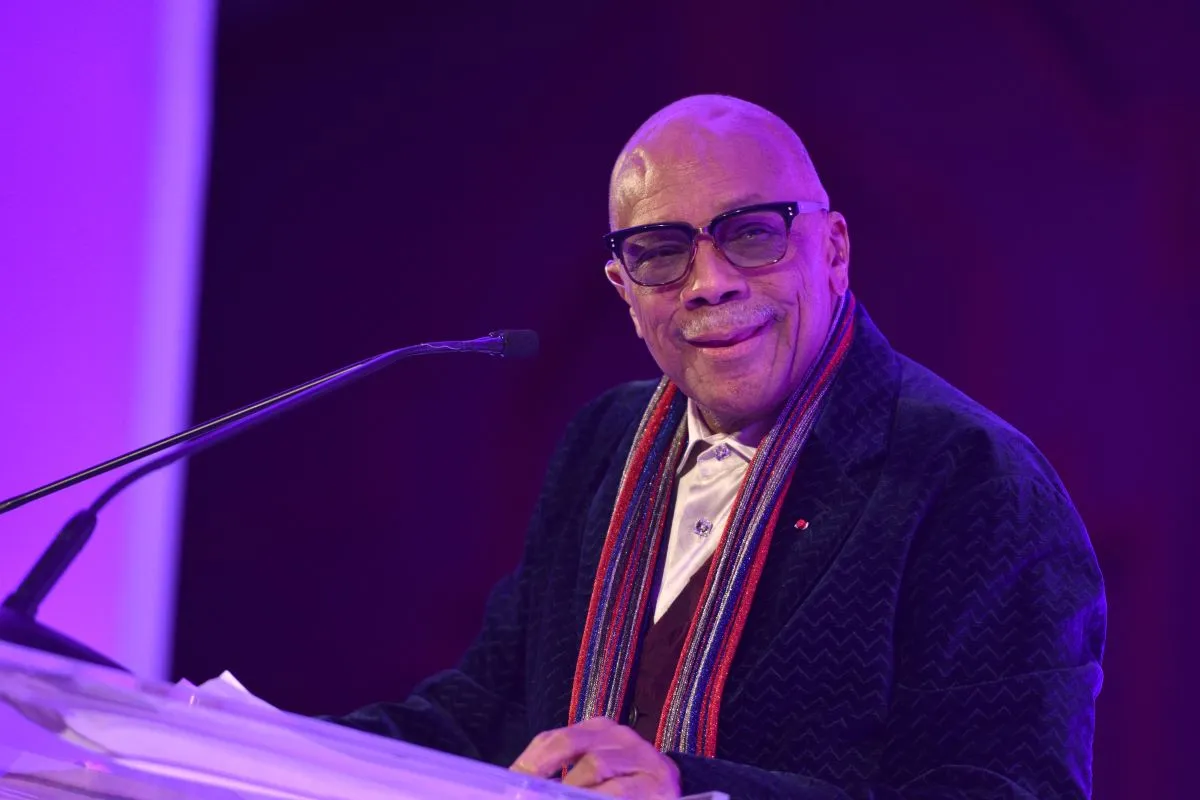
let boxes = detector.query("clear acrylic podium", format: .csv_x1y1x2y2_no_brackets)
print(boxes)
0,640,727,799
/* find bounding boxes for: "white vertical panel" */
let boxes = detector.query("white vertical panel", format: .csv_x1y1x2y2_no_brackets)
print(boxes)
0,1,213,678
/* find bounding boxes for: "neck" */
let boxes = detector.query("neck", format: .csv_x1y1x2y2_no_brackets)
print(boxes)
697,405,777,448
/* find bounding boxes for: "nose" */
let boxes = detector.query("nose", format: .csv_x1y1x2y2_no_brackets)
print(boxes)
680,237,749,309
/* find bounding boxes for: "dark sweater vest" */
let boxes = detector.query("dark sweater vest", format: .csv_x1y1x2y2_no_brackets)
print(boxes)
628,560,712,743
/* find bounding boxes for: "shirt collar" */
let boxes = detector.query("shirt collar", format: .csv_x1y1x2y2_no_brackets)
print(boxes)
677,397,757,474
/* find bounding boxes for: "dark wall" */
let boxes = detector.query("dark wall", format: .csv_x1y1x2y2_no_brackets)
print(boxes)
175,2,1200,797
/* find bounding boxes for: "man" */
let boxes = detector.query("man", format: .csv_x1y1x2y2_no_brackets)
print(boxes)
330,95,1106,799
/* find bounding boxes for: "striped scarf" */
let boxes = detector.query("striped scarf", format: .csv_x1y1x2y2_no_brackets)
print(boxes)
568,291,857,757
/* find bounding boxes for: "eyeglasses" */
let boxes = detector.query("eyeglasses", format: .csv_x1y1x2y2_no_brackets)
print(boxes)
604,200,829,287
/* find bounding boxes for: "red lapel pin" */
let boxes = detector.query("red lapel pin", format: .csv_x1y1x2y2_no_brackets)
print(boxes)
793,518,809,531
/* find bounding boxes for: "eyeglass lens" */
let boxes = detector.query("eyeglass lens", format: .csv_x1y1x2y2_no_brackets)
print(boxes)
620,208,790,285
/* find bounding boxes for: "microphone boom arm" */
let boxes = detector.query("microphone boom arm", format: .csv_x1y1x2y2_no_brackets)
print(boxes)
0,333,517,517
0,329,535,670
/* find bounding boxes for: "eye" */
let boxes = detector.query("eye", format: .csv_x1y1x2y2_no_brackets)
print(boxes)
632,242,689,267
624,230,691,271
728,223,774,241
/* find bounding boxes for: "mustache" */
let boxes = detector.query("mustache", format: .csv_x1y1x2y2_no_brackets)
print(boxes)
678,303,781,339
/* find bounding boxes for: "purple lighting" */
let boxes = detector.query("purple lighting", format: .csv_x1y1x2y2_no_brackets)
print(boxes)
0,1,213,678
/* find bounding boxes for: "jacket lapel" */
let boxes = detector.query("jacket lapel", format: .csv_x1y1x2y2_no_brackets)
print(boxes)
726,305,901,692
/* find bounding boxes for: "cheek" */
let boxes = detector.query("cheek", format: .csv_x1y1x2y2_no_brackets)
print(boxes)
792,269,814,304
631,293,674,336
760,268,815,321
788,256,834,315
630,296,689,371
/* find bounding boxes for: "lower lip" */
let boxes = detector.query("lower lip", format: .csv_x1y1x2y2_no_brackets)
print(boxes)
689,323,769,358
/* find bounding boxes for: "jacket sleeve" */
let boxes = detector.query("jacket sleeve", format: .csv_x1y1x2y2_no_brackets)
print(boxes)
669,473,1106,800
325,565,530,764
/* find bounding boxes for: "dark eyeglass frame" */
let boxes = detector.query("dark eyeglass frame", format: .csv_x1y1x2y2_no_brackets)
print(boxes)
603,200,829,287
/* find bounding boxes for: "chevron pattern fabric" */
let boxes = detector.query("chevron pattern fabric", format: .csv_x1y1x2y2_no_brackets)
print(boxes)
330,303,1106,800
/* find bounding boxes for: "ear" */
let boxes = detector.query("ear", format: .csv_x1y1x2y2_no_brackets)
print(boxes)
825,210,850,296
604,260,645,340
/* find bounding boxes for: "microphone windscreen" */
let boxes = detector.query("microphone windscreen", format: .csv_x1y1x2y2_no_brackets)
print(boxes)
499,329,539,360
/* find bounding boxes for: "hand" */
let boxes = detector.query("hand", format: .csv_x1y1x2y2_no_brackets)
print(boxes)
510,715,681,799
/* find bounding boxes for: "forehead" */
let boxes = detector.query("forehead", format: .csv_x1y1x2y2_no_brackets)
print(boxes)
612,127,812,230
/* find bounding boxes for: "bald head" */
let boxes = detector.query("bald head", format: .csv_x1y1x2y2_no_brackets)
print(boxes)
609,95,827,229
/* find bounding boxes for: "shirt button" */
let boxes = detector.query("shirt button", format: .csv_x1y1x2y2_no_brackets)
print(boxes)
693,517,713,536
712,443,731,461
628,705,640,726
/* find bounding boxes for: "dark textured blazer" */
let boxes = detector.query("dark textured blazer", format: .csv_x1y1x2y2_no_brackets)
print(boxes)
333,305,1106,799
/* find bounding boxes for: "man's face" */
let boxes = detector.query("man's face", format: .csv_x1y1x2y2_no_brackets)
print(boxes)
606,129,849,435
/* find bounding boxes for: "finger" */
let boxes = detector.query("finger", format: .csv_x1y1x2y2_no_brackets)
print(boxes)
509,725,603,777
575,715,620,730
510,716,621,775
561,747,640,788
591,774,678,800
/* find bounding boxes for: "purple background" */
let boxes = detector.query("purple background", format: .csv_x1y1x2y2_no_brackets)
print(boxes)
169,2,1196,798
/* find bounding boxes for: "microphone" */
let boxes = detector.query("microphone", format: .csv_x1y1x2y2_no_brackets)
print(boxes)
0,330,538,670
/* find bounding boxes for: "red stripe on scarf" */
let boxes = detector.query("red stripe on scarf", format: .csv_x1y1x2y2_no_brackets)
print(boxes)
598,450,673,708
652,462,756,750
697,314,856,753
699,473,793,755
569,384,678,724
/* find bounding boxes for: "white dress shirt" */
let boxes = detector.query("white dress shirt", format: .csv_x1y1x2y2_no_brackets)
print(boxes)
652,399,758,623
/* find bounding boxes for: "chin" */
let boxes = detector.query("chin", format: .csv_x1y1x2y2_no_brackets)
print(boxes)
690,386,779,430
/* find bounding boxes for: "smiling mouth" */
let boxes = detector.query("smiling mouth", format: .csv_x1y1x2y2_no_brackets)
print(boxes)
686,323,767,348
